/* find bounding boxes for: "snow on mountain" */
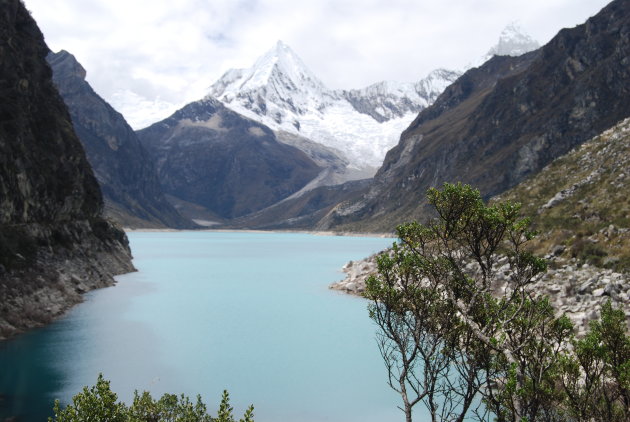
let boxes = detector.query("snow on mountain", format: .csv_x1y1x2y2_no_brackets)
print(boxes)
483,22,540,61
211,41,337,120
208,41,460,171
341,69,461,123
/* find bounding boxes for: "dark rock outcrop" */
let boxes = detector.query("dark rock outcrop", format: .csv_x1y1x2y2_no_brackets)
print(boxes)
0,0,134,339
47,50,195,229
137,98,321,220
323,0,630,232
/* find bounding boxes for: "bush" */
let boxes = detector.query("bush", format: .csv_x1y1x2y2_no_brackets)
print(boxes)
367,183,629,422
49,375,254,422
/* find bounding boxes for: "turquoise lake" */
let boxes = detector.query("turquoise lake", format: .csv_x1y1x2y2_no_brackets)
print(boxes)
0,231,410,422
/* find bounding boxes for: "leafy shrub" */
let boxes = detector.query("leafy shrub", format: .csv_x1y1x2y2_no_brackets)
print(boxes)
49,375,254,422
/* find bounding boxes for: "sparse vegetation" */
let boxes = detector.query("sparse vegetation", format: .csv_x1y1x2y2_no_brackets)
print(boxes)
496,118,630,273
49,374,254,422
367,183,629,421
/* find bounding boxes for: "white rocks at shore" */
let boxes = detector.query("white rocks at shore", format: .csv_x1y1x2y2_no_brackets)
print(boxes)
331,252,629,335
331,253,381,295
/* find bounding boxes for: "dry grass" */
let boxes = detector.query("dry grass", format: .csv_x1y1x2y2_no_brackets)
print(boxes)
495,118,630,272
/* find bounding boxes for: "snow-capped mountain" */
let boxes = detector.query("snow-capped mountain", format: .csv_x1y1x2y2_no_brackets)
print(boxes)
341,69,461,123
208,41,460,171
483,22,540,62
210,41,338,123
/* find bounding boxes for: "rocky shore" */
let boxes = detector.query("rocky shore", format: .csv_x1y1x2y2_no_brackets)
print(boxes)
331,251,630,336
0,1,136,341
0,220,135,340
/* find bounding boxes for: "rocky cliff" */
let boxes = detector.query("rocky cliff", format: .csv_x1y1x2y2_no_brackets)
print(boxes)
136,98,322,221
0,0,134,339
47,50,195,229
322,0,630,232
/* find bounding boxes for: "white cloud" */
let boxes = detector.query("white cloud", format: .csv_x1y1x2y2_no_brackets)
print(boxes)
24,0,612,128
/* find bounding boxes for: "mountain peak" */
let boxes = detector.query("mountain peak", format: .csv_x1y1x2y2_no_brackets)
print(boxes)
209,41,326,101
486,21,540,58
207,41,333,135
251,40,324,90
47,50,86,81
273,39,291,53
208,42,460,170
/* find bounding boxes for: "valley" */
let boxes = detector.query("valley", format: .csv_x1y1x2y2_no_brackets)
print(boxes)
1,0,629,421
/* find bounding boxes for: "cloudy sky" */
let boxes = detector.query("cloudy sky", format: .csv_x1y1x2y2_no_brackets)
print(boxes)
25,0,611,128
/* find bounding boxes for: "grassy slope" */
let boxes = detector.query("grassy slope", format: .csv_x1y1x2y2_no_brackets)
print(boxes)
496,117,630,272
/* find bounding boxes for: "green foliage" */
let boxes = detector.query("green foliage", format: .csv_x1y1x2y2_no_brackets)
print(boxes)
214,390,254,422
559,301,630,421
128,391,212,422
50,374,127,422
49,375,254,422
367,183,629,422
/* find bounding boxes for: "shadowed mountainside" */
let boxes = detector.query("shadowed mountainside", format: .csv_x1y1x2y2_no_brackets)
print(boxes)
47,50,196,229
0,0,134,339
225,179,372,230
321,0,630,232
136,98,322,220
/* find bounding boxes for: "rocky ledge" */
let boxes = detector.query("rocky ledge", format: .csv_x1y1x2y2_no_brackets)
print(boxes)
331,252,629,336
0,220,134,340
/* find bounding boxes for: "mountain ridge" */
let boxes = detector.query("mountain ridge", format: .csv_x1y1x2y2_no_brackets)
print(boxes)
207,41,462,170
320,0,630,232
207,24,540,172
136,98,322,220
48,50,196,229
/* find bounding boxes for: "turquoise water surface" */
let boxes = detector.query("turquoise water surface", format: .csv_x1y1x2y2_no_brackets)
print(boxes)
1,231,407,421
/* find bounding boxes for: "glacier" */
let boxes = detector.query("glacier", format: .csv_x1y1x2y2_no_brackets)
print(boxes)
208,40,461,171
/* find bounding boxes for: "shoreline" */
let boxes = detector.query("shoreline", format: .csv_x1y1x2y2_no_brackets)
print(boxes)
123,227,396,238
0,221,135,341
2,229,390,342
331,253,630,336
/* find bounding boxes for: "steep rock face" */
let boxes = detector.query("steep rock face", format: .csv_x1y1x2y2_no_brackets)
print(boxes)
323,0,630,232
0,0,134,339
136,98,321,220
47,51,195,229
